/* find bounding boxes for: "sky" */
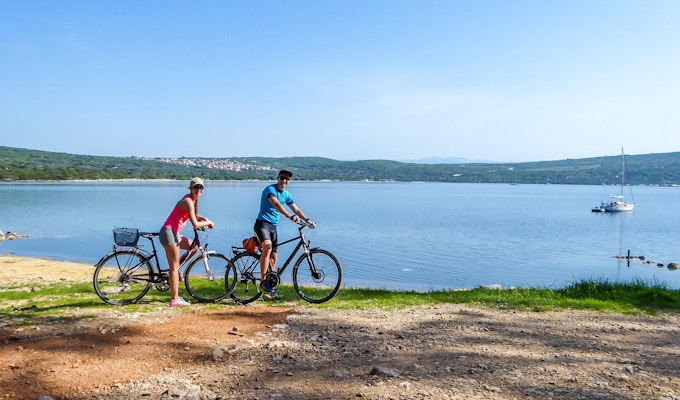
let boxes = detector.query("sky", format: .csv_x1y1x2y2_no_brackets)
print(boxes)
1,1,679,162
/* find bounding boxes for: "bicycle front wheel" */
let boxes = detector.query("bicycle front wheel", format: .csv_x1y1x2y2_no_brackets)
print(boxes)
293,248,342,304
184,253,236,303
229,252,263,305
93,250,152,305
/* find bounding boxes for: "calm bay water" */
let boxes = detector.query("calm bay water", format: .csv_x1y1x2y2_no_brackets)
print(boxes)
1,181,680,291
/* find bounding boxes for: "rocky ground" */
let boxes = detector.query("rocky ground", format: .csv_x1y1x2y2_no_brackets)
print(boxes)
2,255,680,400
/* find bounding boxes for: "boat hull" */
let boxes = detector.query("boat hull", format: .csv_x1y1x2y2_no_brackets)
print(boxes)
603,202,634,212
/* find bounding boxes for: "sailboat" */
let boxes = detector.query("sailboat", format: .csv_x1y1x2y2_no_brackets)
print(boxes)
594,148,635,212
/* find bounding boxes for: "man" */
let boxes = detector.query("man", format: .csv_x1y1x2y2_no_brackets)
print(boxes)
253,169,315,300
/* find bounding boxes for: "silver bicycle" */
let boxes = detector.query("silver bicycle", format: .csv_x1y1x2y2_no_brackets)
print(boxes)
93,227,237,305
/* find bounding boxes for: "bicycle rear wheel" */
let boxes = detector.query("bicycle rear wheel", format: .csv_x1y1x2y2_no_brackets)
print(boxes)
93,250,152,305
184,253,236,303
229,252,263,304
293,248,342,304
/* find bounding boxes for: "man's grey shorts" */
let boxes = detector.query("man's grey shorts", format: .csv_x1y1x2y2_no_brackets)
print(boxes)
159,227,182,247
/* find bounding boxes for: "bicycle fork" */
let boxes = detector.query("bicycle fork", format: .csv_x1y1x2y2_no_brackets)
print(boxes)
304,251,323,281
199,249,219,281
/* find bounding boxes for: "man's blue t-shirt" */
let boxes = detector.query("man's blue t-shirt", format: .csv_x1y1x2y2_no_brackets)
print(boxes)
257,183,294,225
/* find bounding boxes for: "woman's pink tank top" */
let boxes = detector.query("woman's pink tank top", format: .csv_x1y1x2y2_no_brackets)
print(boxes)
162,195,192,232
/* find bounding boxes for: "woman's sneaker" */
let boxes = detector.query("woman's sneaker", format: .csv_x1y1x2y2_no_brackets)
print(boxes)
169,297,191,307
259,282,282,301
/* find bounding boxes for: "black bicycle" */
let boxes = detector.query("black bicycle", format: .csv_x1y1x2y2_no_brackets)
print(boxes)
93,227,237,305
229,221,342,304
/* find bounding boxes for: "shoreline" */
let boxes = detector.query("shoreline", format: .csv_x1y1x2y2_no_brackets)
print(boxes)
0,254,94,285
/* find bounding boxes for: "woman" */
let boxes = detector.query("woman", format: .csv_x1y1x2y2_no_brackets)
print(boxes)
159,177,214,307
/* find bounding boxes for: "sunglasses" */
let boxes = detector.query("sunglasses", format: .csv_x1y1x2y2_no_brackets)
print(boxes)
192,185,204,190
278,176,291,181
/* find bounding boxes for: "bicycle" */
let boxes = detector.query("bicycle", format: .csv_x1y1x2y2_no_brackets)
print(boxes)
229,221,342,304
93,227,237,305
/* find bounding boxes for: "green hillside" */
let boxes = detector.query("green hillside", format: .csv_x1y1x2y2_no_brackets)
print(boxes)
1,146,679,185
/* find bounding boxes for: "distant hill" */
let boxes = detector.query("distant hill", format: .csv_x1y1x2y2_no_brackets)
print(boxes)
399,157,494,164
1,146,679,186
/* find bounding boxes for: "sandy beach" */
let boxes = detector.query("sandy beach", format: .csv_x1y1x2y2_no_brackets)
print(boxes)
0,254,94,285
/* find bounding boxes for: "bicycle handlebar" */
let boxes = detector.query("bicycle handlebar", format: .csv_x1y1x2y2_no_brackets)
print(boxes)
296,219,315,229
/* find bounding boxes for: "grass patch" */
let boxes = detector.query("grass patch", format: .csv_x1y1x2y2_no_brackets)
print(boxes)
313,279,680,315
2,279,680,326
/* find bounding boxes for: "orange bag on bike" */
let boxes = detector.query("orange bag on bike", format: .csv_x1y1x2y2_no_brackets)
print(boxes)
242,236,261,252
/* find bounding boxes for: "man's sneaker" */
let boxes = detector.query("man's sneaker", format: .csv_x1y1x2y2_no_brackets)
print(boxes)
259,281,283,301
169,297,190,307
267,289,283,301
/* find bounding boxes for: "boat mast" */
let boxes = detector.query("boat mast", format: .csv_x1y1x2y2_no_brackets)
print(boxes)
620,147,635,203
620,147,625,197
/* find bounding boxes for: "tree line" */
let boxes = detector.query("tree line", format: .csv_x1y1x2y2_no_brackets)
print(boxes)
1,146,679,186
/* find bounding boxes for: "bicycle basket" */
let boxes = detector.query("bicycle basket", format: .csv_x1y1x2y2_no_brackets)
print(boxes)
113,228,140,246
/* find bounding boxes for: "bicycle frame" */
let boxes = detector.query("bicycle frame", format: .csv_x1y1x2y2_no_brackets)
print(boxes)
231,224,309,281
262,223,315,286
262,222,324,287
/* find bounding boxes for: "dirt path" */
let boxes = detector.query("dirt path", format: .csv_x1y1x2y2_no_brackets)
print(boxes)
2,255,680,399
